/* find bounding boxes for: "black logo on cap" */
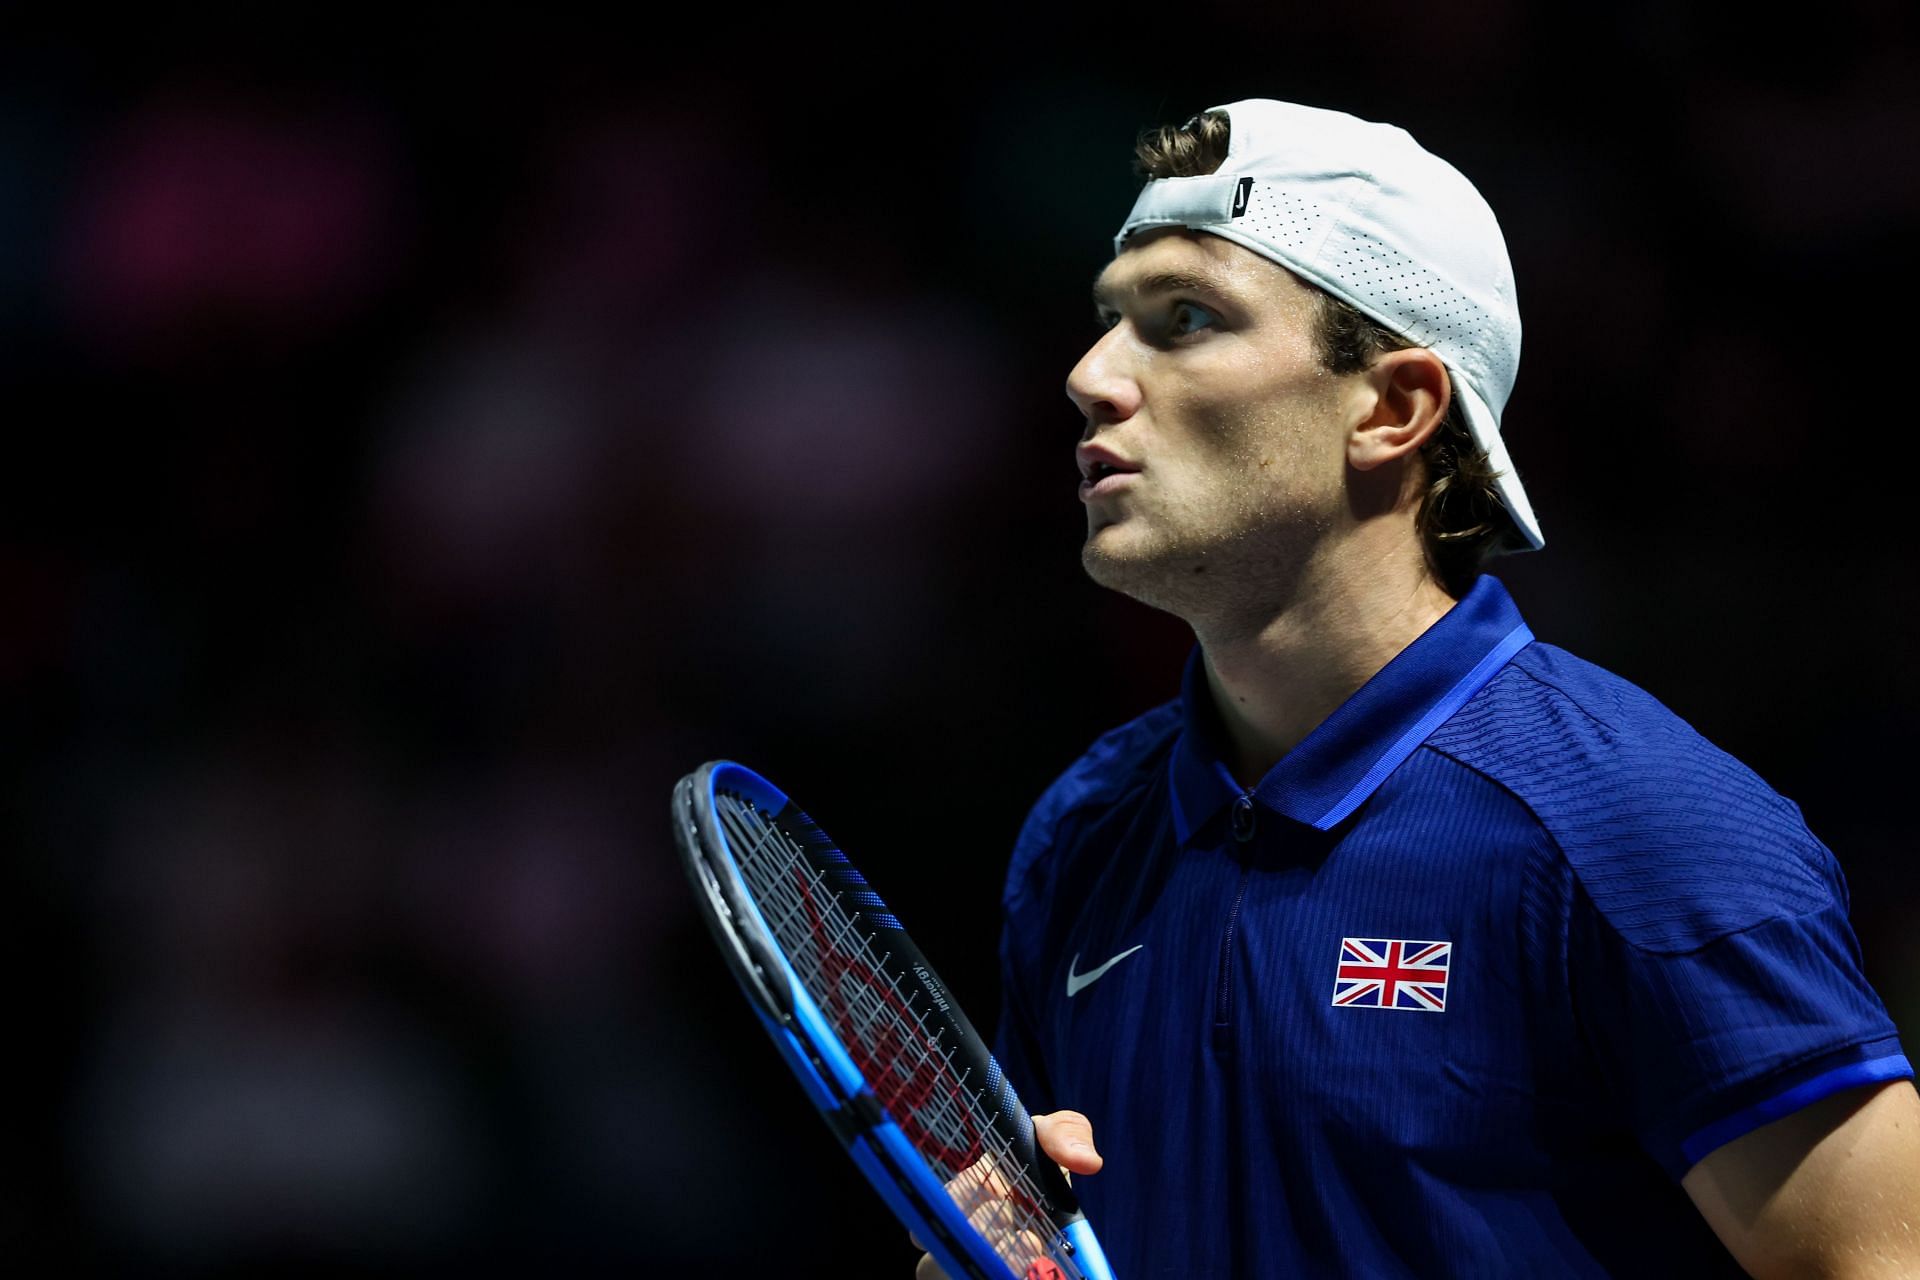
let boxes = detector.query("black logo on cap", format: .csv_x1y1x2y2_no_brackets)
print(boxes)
1231,177,1253,218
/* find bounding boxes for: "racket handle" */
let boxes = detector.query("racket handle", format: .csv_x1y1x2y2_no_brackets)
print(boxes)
1030,1148,1084,1220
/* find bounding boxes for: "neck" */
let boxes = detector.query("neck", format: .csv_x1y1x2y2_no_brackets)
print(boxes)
1193,536,1457,788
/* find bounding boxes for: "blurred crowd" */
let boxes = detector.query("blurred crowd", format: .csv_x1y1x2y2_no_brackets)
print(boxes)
5,7,1918,1275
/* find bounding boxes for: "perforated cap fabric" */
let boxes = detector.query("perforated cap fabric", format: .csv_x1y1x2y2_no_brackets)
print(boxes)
1115,100,1543,550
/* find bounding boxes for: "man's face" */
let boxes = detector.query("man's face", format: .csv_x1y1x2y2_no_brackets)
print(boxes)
1070,229,1359,620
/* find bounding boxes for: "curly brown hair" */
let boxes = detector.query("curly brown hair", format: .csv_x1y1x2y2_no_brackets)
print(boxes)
1132,111,1521,598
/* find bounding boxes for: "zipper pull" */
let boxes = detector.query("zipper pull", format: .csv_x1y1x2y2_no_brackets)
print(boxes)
1231,793,1256,843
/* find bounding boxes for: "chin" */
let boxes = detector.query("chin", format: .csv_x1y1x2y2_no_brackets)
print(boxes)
1082,536,1184,609
1080,530,1135,585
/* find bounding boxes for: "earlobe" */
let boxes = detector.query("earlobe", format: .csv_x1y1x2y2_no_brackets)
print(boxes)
1346,349,1450,472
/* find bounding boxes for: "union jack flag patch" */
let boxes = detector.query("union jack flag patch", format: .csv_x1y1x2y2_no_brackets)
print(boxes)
1332,938,1452,1012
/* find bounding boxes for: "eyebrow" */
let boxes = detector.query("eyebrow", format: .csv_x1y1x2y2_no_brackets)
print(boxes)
1091,268,1238,311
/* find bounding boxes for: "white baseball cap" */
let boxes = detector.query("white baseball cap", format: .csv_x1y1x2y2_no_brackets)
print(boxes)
1114,99,1543,550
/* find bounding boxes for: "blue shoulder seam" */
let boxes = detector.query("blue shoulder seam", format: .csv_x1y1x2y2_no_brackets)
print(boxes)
1422,660,1837,954
1506,646,1625,735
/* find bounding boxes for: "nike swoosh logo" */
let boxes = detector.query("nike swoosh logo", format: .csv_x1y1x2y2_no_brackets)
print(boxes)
1066,945,1145,998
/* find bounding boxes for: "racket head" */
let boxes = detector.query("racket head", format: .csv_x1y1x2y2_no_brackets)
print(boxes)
671,760,1112,1280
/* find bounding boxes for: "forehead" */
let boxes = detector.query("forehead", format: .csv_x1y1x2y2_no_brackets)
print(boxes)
1091,229,1305,311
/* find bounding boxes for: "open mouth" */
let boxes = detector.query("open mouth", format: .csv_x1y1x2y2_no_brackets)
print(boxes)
1080,463,1139,499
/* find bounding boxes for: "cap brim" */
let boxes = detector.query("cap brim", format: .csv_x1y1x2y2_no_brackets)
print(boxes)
1451,371,1544,551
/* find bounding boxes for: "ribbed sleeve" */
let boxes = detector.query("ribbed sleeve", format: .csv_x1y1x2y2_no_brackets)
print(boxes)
1429,643,1911,1177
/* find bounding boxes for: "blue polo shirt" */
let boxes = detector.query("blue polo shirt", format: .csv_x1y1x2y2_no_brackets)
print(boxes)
994,575,1910,1278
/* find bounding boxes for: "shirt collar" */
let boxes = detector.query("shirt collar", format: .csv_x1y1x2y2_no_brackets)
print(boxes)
1167,574,1535,844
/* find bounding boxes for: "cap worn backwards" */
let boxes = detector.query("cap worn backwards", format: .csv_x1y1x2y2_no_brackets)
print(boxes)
1114,99,1542,551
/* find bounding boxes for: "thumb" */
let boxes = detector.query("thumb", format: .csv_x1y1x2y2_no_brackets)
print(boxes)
1033,1109,1103,1175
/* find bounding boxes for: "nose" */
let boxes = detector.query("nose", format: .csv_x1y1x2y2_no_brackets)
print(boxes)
1065,325,1141,430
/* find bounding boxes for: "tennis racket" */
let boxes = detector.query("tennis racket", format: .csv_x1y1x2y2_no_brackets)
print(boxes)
670,759,1117,1280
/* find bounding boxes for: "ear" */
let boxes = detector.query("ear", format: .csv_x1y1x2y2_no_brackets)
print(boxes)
1346,347,1451,472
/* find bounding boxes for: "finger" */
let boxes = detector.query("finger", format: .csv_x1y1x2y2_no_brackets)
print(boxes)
1033,1109,1104,1174
915,1250,950,1280
910,1231,925,1252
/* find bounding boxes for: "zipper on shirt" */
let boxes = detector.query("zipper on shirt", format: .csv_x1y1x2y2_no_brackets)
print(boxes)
1214,867,1249,1031
1214,792,1256,1041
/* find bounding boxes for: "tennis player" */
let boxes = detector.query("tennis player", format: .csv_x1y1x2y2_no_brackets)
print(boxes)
919,99,1920,1278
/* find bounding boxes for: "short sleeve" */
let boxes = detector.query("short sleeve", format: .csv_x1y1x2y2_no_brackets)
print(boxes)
1568,854,1912,1180
988,702,1185,1117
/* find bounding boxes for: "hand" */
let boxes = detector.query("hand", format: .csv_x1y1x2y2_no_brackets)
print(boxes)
1033,1109,1106,1178
911,1110,1104,1278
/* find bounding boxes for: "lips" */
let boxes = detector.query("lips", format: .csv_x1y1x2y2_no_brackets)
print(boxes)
1076,443,1141,502
1076,443,1141,483
1080,470,1138,501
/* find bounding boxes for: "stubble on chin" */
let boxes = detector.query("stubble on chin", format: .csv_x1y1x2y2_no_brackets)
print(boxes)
1082,523,1250,621
1080,509,1322,627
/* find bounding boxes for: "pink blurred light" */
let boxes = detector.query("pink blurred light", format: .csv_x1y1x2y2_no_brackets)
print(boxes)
60,94,400,351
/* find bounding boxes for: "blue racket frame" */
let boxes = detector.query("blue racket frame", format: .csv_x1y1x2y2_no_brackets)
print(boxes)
674,760,1115,1280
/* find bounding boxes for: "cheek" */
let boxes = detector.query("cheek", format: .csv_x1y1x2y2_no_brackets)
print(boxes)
1187,387,1342,490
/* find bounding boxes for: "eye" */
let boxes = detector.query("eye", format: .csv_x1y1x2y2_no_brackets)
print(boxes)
1169,301,1217,337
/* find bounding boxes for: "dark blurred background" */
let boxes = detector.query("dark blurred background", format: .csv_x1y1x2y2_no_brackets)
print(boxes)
6,5,1918,1275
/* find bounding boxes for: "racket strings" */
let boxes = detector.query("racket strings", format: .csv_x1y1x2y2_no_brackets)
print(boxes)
721,800,997,1166
716,794,1065,1270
